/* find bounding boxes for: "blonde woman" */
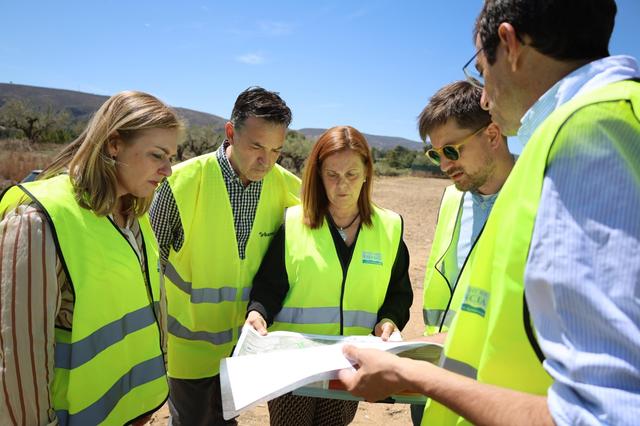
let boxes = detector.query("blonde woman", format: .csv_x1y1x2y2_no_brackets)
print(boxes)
0,91,181,425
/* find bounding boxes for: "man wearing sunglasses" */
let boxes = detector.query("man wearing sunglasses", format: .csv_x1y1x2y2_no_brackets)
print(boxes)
410,80,513,425
338,1,640,425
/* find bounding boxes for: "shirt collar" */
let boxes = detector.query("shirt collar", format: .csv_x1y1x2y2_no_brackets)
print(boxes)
517,55,640,147
216,140,264,188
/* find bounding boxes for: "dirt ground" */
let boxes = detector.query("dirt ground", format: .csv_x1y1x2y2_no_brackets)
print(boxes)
148,176,450,426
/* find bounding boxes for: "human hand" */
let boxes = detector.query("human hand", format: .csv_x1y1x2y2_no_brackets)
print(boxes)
337,344,411,402
374,319,397,341
245,310,268,335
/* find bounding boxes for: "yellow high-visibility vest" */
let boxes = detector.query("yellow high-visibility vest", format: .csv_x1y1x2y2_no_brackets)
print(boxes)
0,174,167,426
422,185,464,335
423,80,640,425
165,153,301,378
271,204,402,336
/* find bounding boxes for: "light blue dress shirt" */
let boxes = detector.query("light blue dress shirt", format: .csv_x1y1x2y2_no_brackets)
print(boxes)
520,55,640,425
455,191,499,275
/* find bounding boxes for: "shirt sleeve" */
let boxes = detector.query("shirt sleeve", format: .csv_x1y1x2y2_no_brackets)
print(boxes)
150,180,184,267
524,102,640,426
248,224,289,326
376,218,413,331
1,205,60,426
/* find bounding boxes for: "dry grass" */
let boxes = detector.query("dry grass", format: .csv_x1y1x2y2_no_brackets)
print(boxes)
0,139,60,189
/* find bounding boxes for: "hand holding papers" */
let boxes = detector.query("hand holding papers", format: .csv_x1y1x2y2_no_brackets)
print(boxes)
220,326,442,420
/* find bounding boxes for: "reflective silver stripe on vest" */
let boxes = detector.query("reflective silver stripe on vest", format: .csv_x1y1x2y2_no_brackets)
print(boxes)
168,315,234,346
165,262,238,304
441,356,478,379
343,310,377,330
275,307,341,324
423,309,447,327
55,354,166,426
442,309,457,328
241,287,251,302
55,305,157,369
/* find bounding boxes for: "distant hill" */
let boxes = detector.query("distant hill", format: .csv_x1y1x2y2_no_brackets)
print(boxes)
0,83,226,129
0,83,422,149
299,128,421,151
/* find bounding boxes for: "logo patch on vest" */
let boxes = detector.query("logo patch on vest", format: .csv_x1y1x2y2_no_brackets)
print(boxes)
461,286,489,317
362,251,383,265
259,231,276,238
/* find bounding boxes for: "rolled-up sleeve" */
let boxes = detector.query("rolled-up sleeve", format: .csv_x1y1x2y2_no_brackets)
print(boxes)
525,103,640,425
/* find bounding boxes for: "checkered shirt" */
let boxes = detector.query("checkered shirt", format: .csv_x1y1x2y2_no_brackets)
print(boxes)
150,141,263,262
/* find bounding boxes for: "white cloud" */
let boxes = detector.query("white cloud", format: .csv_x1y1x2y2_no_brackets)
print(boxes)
235,53,265,65
259,21,293,36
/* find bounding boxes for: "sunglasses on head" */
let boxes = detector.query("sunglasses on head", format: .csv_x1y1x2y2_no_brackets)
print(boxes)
425,124,489,166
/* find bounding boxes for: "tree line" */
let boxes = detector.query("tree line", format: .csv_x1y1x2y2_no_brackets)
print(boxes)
0,98,444,177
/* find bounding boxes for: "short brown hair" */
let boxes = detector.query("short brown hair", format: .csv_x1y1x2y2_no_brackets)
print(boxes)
301,126,374,229
417,81,491,142
230,86,292,129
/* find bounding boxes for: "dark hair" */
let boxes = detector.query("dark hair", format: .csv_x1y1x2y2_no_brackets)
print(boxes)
475,0,616,65
230,86,292,129
418,81,491,141
302,126,374,229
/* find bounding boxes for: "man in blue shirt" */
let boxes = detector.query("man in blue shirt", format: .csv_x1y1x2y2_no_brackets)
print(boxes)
338,1,640,425
411,81,513,425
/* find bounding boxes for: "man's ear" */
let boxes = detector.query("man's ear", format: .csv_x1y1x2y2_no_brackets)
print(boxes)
497,22,523,72
225,121,235,144
485,122,504,149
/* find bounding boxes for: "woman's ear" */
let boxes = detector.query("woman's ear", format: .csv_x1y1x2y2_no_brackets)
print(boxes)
107,132,121,157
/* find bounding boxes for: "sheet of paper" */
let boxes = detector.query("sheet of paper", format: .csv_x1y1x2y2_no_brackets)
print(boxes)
221,326,441,419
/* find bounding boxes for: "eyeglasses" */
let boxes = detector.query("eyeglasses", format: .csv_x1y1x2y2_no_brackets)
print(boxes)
463,49,484,89
425,124,489,165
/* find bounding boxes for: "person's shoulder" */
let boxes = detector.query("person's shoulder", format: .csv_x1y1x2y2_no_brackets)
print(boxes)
271,163,300,179
267,163,302,190
555,98,639,152
372,204,402,222
172,151,218,173
1,203,50,229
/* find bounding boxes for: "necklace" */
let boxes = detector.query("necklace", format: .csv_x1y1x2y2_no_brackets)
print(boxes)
332,213,360,241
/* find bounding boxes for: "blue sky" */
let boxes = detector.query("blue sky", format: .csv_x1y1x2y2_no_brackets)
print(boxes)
1,1,639,144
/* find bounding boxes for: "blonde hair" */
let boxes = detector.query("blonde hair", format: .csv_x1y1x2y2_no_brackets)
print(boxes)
42,90,182,217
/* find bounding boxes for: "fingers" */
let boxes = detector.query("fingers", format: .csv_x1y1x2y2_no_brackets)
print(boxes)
380,322,395,341
245,311,268,335
342,344,360,365
337,367,357,390
374,320,396,341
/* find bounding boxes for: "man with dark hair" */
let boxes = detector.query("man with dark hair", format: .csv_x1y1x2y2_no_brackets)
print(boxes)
411,81,513,425
338,1,640,425
150,86,301,425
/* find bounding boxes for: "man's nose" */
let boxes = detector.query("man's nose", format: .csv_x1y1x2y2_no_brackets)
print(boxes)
440,156,455,173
